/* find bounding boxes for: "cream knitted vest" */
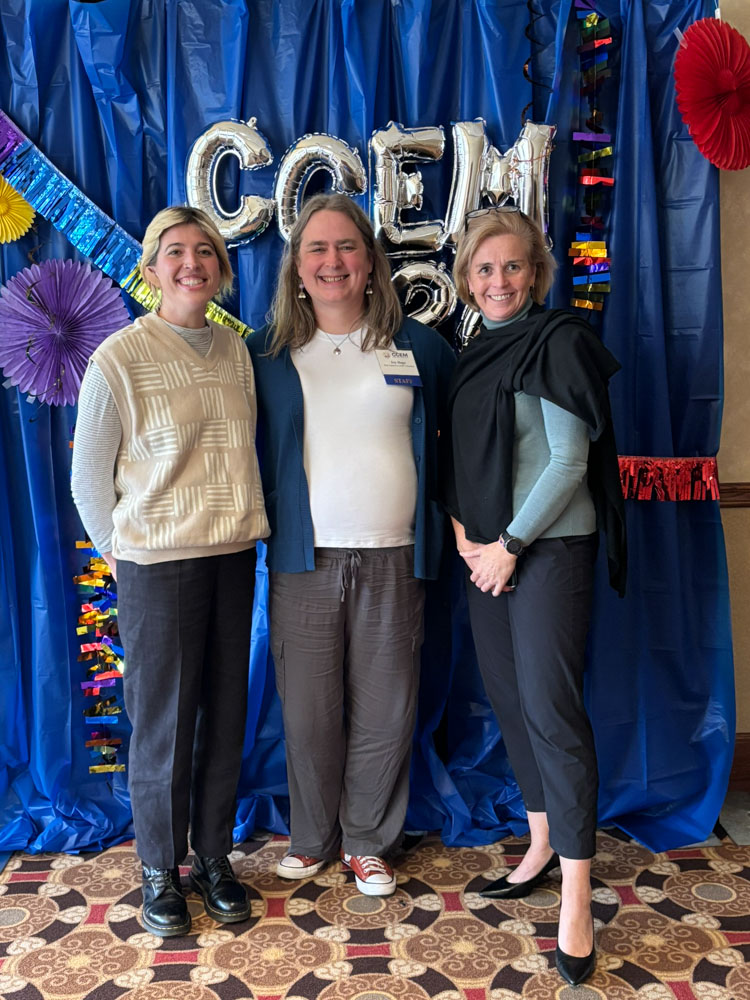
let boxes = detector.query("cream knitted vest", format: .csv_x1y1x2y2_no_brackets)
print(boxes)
92,313,269,564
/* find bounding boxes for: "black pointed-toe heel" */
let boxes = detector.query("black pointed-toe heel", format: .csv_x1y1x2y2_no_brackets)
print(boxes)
479,852,560,899
555,942,596,986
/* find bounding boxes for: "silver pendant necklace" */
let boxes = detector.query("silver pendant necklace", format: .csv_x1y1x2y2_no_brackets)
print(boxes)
322,330,357,355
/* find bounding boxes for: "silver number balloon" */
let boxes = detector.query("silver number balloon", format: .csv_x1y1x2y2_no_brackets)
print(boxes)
370,121,445,255
455,304,483,350
443,120,556,249
273,134,367,242
391,260,457,327
185,118,275,245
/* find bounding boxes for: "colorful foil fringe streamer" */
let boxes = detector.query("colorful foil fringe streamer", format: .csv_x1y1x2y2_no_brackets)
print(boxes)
0,110,250,338
75,541,126,774
569,2,614,313
619,457,719,501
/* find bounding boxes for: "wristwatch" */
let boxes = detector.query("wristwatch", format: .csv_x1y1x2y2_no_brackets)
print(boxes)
499,531,525,556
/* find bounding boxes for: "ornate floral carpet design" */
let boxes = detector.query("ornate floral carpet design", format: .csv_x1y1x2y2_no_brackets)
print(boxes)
1,829,750,1000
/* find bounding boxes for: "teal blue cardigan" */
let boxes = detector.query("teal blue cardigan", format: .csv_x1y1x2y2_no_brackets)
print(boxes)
247,316,456,579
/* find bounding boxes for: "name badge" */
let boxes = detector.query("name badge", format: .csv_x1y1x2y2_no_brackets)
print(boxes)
375,348,422,386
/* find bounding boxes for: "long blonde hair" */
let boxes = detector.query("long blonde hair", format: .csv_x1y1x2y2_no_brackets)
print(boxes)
267,194,402,356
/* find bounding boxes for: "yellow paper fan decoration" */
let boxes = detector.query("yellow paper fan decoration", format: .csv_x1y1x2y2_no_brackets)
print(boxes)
0,175,35,243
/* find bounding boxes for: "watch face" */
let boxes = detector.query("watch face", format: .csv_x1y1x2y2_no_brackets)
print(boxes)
503,533,523,555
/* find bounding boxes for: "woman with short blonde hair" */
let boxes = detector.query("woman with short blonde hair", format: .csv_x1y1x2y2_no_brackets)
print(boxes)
444,204,625,987
73,205,268,937
139,204,234,298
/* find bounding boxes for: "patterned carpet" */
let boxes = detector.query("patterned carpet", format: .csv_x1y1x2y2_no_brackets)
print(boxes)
1,829,750,999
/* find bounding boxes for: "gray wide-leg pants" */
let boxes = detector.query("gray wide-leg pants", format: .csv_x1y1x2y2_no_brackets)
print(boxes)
270,546,425,860
117,548,256,869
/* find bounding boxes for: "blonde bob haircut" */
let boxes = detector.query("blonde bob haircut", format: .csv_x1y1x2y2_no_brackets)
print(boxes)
139,205,234,301
267,193,402,357
453,207,557,311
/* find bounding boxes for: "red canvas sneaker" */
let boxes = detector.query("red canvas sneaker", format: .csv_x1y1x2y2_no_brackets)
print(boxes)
276,854,327,879
341,852,397,896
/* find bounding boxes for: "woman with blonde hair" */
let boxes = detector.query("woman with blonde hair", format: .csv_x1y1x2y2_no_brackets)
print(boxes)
444,204,625,986
72,205,269,936
248,193,455,896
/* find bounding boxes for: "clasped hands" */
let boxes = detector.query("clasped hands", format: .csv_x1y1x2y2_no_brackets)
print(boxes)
459,540,517,597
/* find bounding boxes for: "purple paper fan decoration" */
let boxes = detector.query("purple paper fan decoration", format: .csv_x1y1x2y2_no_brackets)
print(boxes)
0,259,130,406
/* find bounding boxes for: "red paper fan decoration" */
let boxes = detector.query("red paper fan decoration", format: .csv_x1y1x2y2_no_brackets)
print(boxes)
674,17,750,171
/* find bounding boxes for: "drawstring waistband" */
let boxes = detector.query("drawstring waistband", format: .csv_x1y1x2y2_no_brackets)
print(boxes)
339,550,362,602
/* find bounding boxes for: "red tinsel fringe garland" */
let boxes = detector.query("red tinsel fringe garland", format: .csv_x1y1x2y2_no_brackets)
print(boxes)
618,456,719,501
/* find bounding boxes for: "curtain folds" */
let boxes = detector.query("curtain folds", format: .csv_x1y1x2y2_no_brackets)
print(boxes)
0,0,731,855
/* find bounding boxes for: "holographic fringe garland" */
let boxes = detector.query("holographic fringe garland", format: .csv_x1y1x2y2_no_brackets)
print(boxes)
0,110,250,338
75,542,126,775
569,1,614,313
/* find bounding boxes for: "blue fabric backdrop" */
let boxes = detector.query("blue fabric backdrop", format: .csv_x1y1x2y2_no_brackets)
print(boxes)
0,0,733,854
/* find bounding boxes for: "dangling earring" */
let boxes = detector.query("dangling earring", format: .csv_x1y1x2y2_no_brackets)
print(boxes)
298,281,307,299
365,276,373,296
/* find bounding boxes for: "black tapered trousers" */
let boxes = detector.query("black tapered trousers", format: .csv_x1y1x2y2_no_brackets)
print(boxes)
465,533,599,860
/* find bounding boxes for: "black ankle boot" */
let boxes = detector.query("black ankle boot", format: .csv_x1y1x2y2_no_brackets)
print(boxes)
189,855,250,923
141,865,191,937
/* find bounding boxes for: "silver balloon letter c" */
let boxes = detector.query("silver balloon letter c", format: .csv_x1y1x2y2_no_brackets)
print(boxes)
274,134,367,242
186,118,275,244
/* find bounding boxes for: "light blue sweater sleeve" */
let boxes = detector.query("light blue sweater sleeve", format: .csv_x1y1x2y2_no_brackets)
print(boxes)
505,395,594,544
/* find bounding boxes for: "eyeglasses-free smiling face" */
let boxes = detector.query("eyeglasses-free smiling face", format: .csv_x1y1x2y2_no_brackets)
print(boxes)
146,223,221,325
467,233,536,323
296,209,373,331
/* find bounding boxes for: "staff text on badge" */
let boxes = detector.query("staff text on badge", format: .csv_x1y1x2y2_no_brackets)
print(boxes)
375,349,423,386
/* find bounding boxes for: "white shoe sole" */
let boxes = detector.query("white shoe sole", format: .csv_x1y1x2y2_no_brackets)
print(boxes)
276,859,326,879
341,857,397,896
353,873,397,896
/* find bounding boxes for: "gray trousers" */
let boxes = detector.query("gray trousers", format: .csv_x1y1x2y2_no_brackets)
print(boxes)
269,546,425,859
465,534,599,860
117,548,256,869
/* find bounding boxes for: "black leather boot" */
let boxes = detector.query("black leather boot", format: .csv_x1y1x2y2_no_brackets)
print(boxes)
141,865,191,937
189,855,251,922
